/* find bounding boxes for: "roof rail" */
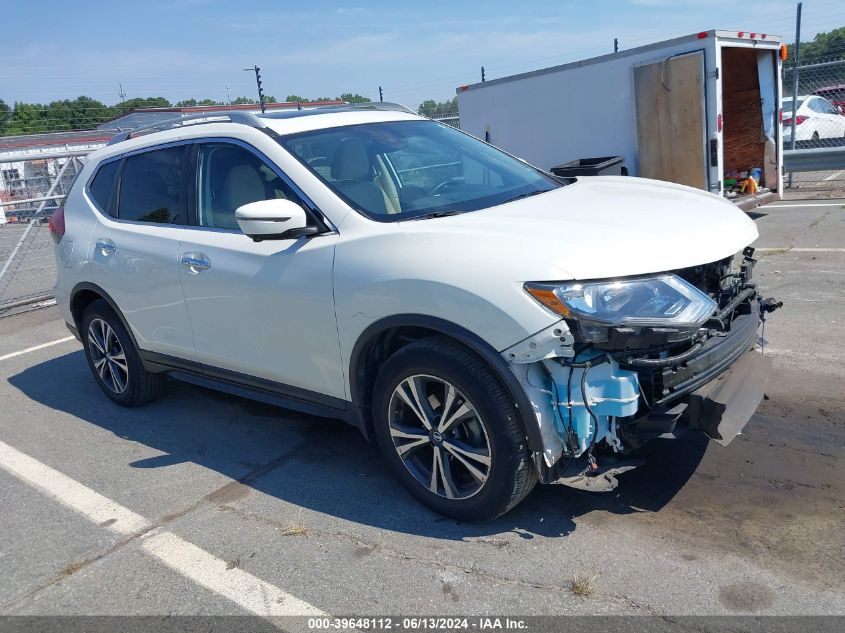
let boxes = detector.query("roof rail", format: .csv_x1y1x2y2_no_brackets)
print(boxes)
259,101,417,120
107,111,266,145
330,101,415,114
106,102,417,145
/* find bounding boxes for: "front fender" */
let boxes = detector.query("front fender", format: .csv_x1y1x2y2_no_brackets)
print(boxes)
346,312,547,454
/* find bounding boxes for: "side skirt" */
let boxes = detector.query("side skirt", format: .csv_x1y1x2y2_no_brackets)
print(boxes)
139,351,353,425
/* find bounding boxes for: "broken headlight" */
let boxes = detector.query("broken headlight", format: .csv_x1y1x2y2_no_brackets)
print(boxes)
525,274,717,346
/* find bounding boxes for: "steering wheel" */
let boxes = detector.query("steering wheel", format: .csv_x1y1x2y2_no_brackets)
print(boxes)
431,176,465,196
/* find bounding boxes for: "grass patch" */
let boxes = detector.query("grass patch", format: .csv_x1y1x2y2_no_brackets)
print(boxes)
280,523,309,537
570,573,598,598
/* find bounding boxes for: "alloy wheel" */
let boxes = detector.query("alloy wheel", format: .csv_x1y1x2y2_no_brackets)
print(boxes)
387,374,492,500
87,318,129,394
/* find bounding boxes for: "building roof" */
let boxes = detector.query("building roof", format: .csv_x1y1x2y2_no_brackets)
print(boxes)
97,100,345,131
0,129,113,152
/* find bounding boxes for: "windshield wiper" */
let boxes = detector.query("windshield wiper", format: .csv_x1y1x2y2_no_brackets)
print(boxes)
501,189,550,204
404,210,462,221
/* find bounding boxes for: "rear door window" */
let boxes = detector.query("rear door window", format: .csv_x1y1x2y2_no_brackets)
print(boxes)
117,146,188,224
88,160,119,215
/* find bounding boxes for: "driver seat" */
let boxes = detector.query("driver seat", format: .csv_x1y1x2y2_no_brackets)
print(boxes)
330,139,392,215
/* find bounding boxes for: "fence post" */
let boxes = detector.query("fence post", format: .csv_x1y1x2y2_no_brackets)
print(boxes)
788,2,803,187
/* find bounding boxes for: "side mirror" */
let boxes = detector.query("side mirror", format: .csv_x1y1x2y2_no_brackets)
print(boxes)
234,199,317,242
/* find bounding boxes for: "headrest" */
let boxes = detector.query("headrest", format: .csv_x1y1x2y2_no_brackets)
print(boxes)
222,164,266,211
331,139,370,180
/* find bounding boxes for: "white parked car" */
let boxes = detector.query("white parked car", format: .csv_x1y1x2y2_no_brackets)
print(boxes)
51,104,779,520
782,94,845,142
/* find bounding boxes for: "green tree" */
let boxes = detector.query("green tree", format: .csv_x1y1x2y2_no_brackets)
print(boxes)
176,98,223,107
0,90,374,136
111,96,171,117
785,26,845,94
0,99,11,135
786,26,845,64
340,93,371,103
417,97,458,119
5,102,47,135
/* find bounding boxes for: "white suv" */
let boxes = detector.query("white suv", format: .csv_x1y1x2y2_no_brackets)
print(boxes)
52,104,778,520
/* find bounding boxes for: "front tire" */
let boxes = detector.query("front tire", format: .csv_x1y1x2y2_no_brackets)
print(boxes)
81,300,166,407
372,337,537,521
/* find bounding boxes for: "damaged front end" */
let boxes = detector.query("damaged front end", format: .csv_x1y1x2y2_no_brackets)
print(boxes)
505,247,781,491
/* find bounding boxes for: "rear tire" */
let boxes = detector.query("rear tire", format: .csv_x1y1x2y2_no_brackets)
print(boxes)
81,300,166,407
372,337,537,521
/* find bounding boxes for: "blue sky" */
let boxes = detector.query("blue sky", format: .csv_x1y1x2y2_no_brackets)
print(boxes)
3,0,842,109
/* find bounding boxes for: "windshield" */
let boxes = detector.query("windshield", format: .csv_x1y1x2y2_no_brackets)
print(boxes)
280,120,561,221
783,98,804,114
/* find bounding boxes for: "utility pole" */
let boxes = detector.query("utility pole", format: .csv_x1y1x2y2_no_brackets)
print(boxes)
118,83,126,103
614,38,619,53
226,85,231,106
379,86,384,102
788,2,802,187
243,65,266,113
481,66,486,82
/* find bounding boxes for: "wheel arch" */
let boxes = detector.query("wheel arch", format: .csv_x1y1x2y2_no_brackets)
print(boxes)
70,282,145,364
349,314,543,452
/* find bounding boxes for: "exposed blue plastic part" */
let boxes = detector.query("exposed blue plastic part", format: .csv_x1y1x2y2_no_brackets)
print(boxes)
545,353,640,454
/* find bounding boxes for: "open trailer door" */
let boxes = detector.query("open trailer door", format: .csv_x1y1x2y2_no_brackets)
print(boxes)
634,51,708,189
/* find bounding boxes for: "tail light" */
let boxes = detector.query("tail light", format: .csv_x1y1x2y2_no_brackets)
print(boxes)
48,207,65,244
782,115,808,126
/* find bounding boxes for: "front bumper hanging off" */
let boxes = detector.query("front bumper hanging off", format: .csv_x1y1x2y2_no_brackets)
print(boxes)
685,348,773,446
508,290,779,489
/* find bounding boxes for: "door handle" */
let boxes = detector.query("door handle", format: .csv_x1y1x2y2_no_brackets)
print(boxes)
95,239,116,256
181,252,211,273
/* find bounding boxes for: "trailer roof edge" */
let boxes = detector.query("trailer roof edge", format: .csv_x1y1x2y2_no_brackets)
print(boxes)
457,30,783,94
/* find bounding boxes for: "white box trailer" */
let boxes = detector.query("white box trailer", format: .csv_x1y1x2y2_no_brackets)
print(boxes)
457,30,785,198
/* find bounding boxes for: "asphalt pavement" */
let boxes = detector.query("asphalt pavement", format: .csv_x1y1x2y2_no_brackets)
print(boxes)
0,199,843,625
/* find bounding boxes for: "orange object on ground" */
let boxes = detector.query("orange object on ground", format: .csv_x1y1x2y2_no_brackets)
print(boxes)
740,177,759,194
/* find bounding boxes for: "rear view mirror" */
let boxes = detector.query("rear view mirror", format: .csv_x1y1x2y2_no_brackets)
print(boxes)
234,199,317,242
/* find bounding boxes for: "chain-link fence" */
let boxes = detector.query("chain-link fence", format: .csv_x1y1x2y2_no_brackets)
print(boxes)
432,115,460,129
0,155,85,315
783,57,845,194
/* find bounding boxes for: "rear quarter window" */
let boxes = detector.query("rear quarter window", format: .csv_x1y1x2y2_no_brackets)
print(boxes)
88,160,119,215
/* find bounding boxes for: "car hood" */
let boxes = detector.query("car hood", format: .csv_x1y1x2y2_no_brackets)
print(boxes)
398,176,759,281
